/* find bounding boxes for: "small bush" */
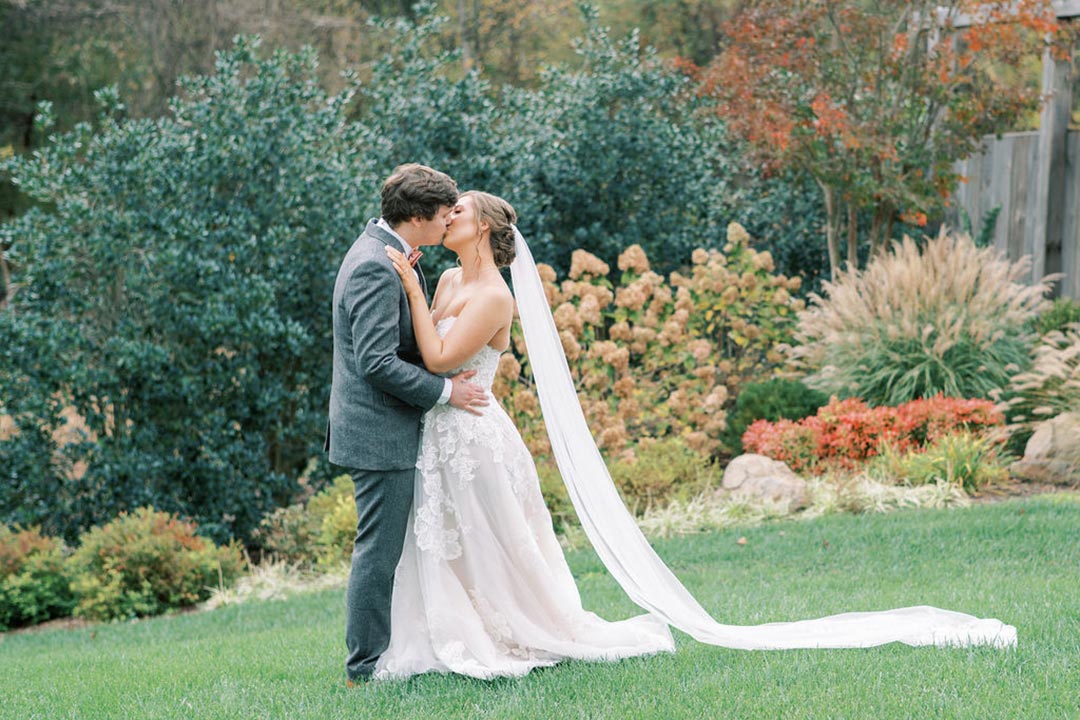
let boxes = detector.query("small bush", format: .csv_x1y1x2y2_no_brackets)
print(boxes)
316,490,358,568
792,230,1051,405
742,395,1004,475
253,475,355,567
870,433,1008,493
724,378,828,453
248,503,318,566
0,525,75,630
1033,298,1080,337
608,437,720,513
66,507,245,621
535,459,578,536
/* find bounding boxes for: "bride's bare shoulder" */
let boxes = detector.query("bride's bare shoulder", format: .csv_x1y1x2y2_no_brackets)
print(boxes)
438,266,463,286
482,275,513,304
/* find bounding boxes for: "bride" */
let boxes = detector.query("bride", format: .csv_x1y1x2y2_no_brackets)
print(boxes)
378,191,1015,680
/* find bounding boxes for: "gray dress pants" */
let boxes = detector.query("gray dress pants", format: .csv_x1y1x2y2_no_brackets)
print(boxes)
344,467,415,680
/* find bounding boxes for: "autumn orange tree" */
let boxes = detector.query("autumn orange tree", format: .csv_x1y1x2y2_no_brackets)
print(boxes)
690,0,1061,278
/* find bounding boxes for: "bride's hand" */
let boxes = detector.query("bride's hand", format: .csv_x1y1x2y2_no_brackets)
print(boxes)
384,246,423,299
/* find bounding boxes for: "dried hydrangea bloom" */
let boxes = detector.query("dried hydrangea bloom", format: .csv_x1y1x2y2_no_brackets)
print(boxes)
727,221,751,246
553,302,584,335
578,294,602,325
558,329,581,360
569,249,610,280
615,285,648,312
617,244,651,274
609,321,632,342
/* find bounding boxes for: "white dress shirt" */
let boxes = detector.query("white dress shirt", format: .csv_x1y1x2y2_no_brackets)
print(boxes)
377,218,452,405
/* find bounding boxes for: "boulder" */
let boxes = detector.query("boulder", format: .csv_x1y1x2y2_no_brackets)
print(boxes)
722,453,808,512
1009,412,1080,486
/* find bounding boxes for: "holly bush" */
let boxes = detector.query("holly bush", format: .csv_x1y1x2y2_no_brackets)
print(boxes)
0,40,374,542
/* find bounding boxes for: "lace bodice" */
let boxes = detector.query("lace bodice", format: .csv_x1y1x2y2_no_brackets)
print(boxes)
435,316,502,392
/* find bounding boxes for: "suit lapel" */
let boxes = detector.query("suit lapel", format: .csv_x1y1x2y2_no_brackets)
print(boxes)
415,260,428,299
362,219,430,303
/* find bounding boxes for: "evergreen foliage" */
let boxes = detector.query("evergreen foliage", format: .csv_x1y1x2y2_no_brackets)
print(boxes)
1,39,373,541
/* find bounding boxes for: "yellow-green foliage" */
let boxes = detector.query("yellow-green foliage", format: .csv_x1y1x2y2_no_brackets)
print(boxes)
66,507,245,621
0,525,75,630
869,432,1008,493
316,491,359,567
608,437,720,513
253,475,356,567
536,438,719,527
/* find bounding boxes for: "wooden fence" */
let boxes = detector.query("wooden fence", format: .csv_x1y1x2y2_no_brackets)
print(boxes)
951,130,1080,299
948,2,1079,299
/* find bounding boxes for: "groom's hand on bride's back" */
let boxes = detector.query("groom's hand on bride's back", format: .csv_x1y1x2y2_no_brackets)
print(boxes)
449,370,488,416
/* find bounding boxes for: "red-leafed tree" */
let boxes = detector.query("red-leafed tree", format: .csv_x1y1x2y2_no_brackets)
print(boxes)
688,0,1063,278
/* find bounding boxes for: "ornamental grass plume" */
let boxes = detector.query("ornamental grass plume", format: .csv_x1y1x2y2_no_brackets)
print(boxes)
999,324,1080,433
791,230,1053,405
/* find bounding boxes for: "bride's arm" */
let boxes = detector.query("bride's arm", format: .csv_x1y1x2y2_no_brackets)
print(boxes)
386,247,512,373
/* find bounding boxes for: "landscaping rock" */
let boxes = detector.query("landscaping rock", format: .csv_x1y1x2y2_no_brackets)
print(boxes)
1009,412,1080,486
721,454,808,512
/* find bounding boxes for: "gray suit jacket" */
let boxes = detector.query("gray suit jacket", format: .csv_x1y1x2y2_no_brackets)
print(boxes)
325,220,445,470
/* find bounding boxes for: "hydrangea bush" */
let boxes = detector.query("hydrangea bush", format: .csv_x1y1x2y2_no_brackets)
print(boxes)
494,223,804,461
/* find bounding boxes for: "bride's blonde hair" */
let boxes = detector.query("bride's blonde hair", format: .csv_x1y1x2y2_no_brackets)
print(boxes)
462,190,517,268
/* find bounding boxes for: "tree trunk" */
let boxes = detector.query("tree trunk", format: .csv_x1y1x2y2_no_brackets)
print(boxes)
0,249,9,311
868,203,894,258
456,0,475,70
818,179,842,280
847,203,859,271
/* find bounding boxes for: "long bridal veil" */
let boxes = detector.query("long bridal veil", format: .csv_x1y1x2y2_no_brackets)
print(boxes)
508,228,1016,650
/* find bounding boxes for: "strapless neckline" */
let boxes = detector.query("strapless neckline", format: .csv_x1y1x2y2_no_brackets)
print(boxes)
434,316,506,354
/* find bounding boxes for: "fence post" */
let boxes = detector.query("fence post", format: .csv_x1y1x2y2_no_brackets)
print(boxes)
1030,45,1072,292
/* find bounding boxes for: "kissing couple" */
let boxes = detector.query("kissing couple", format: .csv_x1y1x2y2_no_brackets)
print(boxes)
326,164,1016,684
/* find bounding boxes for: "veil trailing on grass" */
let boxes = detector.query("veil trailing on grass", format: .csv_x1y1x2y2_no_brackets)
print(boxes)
508,227,1017,650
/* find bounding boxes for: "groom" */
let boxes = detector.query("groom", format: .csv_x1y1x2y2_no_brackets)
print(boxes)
325,163,488,683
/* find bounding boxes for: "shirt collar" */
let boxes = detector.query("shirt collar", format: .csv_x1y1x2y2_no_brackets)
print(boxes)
376,218,413,254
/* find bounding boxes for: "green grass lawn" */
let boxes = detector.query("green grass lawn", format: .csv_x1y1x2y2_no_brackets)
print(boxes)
3,493,1079,719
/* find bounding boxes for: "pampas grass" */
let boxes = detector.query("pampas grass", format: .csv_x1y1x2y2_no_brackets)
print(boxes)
1000,324,1080,430
792,230,1053,405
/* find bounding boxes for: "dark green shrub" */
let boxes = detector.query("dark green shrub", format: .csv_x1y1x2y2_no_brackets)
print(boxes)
1,40,373,542
724,378,829,454
66,507,245,621
357,7,774,279
0,525,75,630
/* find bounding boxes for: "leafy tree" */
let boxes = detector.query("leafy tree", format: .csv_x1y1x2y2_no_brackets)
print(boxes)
691,0,1060,279
355,5,748,277
496,6,735,275
1,39,374,542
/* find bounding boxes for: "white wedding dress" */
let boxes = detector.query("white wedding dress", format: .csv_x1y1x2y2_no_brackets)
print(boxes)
374,317,675,680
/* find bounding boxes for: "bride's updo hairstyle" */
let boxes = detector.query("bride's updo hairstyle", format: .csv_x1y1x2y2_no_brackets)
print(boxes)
462,190,517,268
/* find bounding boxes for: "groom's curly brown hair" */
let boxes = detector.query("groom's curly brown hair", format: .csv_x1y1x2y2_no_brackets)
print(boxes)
381,164,459,226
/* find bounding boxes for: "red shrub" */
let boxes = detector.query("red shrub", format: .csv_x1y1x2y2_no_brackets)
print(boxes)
742,395,1003,472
